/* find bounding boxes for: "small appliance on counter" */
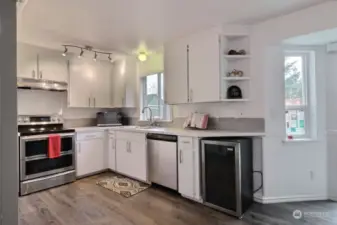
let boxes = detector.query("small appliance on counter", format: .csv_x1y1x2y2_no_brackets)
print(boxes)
18,115,76,196
96,111,127,127
183,112,209,129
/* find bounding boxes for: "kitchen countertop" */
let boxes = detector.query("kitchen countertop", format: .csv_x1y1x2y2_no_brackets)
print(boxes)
74,126,265,138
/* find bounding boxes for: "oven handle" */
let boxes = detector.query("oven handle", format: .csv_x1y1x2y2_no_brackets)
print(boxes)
21,133,75,141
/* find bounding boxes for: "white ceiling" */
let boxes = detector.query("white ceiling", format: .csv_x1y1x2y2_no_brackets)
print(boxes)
18,0,327,54
284,27,337,45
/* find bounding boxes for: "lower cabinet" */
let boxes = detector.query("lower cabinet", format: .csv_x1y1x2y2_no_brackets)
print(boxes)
108,133,116,171
76,132,106,177
115,131,147,182
178,137,201,201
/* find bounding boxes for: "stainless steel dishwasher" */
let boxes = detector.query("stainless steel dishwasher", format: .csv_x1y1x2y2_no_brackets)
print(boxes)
147,133,178,190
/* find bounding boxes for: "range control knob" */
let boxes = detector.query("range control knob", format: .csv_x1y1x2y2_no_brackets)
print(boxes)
23,117,29,123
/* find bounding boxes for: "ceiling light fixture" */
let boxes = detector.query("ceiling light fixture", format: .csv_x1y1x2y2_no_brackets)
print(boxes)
78,48,84,58
61,45,120,62
62,47,68,57
93,52,97,62
138,52,147,62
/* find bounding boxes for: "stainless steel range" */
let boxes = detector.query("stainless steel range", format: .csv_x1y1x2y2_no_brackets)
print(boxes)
18,115,76,196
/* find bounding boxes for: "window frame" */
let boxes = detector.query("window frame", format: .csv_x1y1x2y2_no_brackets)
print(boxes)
284,51,311,139
140,72,171,122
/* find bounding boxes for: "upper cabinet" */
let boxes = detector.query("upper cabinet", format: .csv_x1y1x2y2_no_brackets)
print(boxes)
188,31,221,103
68,59,112,108
164,26,251,104
17,43,68,83
164,37,189,104
110,58,137,108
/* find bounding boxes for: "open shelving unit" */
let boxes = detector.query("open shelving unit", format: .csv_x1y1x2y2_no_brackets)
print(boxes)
220,33,251,101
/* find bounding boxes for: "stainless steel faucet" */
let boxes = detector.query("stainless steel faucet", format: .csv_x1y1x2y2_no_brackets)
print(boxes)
141,106,155,126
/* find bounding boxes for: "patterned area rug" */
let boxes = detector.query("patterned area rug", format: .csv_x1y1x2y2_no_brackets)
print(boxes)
96,175,150,198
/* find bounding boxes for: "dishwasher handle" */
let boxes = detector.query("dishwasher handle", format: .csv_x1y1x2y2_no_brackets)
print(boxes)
147,133,177,142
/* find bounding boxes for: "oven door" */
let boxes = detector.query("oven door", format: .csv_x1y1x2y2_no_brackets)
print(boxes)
19,133,75,181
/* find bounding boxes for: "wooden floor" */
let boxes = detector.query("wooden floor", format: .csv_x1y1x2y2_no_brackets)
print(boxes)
19,173,337,225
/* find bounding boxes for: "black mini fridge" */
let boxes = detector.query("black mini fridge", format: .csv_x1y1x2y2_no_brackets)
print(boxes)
201,138,253,218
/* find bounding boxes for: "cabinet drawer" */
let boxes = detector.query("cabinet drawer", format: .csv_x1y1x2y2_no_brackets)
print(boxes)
108,130,116,138
116,131,146,143
76,132,105,141
178,137,194,149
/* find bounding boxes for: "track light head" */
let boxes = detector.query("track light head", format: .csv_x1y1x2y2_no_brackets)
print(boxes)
62,47,68,57
108,54,113,63
78,48,84,58
93,52,97,62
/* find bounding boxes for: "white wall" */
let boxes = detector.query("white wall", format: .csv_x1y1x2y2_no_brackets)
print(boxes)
18,89,101,119
250,1,337,202
326,52,337,200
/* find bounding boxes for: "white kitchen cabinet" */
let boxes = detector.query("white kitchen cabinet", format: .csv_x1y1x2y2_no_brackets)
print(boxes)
115,131,147,182
164,38,189,104
178,137,201,201
17,43,68,82
110,58,137,108
164,30,222,104
76,132,106,177
68,59,112,108
38,48,68,83
188,31,221,103
17,43,38,79
68,59,93,107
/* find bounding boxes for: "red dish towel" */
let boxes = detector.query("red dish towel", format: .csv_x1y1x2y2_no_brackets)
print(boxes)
48,134,61,159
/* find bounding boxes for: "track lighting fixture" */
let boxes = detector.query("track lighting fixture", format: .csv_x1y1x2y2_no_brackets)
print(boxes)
78,48,84,58
62,47,68,57
93,52,97,62
61,45,118,62
108,54,113,63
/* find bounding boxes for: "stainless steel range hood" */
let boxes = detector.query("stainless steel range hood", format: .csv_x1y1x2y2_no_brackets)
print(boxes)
17,77,68,92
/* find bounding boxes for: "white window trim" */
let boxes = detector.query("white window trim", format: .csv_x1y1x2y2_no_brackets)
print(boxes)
139,73,172,122
284,51,312,140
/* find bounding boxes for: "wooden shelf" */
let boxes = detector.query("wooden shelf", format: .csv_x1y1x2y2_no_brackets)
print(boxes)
221,99,249,102
222,77,250,81
224,55,251,59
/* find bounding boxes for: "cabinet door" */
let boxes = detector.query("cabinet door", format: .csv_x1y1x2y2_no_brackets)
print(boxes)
92,61,112,108
17,43,38,79
164,38,189,104
188,31,220,103
178,147,195,198
115,139,129,175
76,138,105,177
129,140,147,181
38,48,68,82
111,60,126,108
68,59,93,107
108,137,116,171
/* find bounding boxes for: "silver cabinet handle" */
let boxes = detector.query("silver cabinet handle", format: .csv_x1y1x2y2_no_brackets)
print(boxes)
32,70,36,78
39,71,43,79
126,141,129,152
94,98,96,107
88,98,91,107
189,89,193,102
128,141,131,153
182,141,191,144
179,150,183,163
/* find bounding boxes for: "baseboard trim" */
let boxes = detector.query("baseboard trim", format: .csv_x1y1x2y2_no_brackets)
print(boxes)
254,195,328,204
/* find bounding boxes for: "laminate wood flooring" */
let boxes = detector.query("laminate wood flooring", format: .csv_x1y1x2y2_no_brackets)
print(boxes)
19,173,337,225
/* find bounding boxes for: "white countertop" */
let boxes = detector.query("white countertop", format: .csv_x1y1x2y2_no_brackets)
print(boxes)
73,126,265,138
